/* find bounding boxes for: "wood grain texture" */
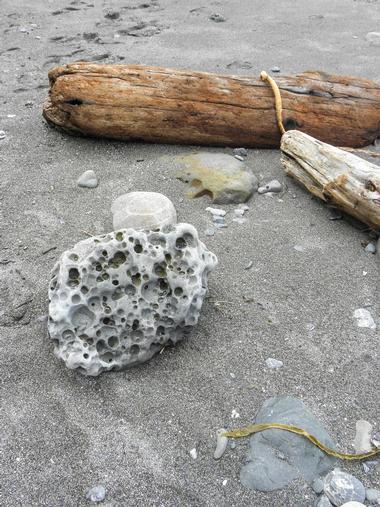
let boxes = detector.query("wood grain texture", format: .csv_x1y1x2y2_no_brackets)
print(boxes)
43,62,380,148
281,130,380,231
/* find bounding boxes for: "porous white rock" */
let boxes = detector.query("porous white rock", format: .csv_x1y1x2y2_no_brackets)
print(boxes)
48,223,217,375
111,192,177,231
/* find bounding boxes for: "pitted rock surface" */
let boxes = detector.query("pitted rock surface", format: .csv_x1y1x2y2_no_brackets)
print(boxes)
48,224,217,375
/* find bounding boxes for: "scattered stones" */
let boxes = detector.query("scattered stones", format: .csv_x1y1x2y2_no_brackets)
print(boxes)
353,308,376,330
176,152,258,204
323,469,366,506
265,357,283,369
366,32,380,46
209,13,226,22
258,180,283,194
366,488,380,504
77,170,98,189
189,448,197,459
240,396,337,492
48,224,217,375
270,66,281,73
0,130,6,140
362,460,379,475
214,428,228,460
365,242,377,254
317,495,334,507
353,420,373,453
111,192,177,231
86,485,106,503
205,207,226,217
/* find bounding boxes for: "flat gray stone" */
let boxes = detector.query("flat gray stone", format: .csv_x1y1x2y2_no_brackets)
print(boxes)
318,495,334,507
324,469,365,506
240,396,337,492
366,32,380,46
86,485,106,502
366,488,380,503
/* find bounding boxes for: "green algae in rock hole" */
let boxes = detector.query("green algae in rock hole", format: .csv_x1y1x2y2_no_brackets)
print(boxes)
175,152,258,204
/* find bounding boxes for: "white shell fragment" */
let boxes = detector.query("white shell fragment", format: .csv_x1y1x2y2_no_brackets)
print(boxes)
214,429,228,460
77,170,98,188
353,308,376,330
48,223,217,375
111,192,177,231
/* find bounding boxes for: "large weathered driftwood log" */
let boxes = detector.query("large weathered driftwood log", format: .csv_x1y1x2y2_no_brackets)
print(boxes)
43,63,380,148
281,130,380,231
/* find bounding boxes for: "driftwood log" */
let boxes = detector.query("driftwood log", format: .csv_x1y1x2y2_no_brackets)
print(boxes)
43,63,380,148
281,130,380,231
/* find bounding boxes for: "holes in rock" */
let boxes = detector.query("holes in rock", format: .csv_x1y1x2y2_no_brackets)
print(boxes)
88,296,101,310
69,253,79,261
66,98,83,106
112,280,119,286
100,352,114,363
131,273,141,286
132,319,139,331
69,268,80,279
96,339,106,353
108,335,119,347
62,329,75,340
174,287,183,297
81,286,89,294
112,288,124,300
134,243,143,253
283,117,300,130
71,294,81,304
183,233,195,247
175,237,187,250
130,330,143,341
71,306,95,328
116,231,124,241
130,344,140,355
83,353,89,359
156,325,165,336
154,263,167,277
143,274,149,281
149,234,166,247
125,285,136,296
109,251,127,268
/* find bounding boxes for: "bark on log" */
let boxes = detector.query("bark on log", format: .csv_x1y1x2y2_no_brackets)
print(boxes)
281,130,380,231
43,63,380,148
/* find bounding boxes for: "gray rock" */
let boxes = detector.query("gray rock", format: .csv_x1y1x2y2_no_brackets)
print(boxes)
365,242,377,254
48,224,217,375
318,495,334,507
0,130,6,140
353,419,373,453
209,13,226,22
324,469,366,506
86,485,106,502
177,152,258,204
214,428,228,460
366,488,380,504
77,170,98,188
366,32,380,46
312,477,325,494
205,228,215,237
258,180,283,194
271,66,281,73
240,396,337,492
233,148,248,158
362,460,379,474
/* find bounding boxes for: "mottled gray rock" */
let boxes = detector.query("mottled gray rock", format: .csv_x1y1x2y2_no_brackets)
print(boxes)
177,152,258,204
77,170,98,188
209,13,226,22
318,495,334,507
366,488,380,504
324,469,365,506
111,192,177,231
86,485,106,502
240,396,337,492
233,147,248,158
48,224,217,375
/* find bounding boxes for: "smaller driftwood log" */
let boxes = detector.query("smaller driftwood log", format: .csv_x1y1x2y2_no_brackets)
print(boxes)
281,130,380,231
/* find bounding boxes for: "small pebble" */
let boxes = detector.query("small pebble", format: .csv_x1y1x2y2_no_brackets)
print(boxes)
366,31,380,46
209,13,226,22
205,228,215,237
354,420,373,453
234,155,245,161
189,448,197,460
0,130,6,140
215,222,227,229
365,242,377,254
312,477,324,494
317,495,333,507
362,460,379,474
341,503,366,507
234,209,246,217
231,409,240,419
206,207,226,216
366,488,380,504
233,147,248,158
294,245,305,252
86,485,106,503
77,170,98,188
222,479,228,486
265,357,283,369
230,440,236,449
213,215,225,224
270,66,280,73
214,429,228,460
232,217,247,225
258,179,282,194
244,261,253,270
371,431,380,447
